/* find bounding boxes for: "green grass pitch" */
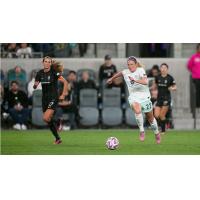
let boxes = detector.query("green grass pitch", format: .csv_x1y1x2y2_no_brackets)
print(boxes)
1,129,200,155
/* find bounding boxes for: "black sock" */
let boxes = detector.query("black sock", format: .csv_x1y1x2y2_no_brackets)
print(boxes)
160,119,166,132
48,121,60,140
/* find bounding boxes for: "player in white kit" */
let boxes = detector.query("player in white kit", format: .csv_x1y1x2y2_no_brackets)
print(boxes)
107,56,161,144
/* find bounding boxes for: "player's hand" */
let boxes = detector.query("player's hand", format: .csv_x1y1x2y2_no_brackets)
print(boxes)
128,76,135,81
59,94,65,101
33,81,39,89
107,78,113,85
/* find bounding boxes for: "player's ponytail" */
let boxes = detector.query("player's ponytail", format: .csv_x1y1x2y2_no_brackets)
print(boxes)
51,60,64,73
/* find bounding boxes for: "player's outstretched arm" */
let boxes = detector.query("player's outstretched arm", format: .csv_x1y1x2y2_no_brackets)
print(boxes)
33,81,40,89
107,71,123,84
58,76,69,100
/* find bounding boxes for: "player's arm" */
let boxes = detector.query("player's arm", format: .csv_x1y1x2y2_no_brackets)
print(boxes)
128,76,148,85
107,71,123,84
168,77,177,91
58,76,69,100
33,72,41,89
168,84,177,91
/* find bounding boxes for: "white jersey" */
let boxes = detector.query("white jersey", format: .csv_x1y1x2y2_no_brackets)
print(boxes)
122,67,151,103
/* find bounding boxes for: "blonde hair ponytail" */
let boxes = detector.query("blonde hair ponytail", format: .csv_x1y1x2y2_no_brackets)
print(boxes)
136,60,145,68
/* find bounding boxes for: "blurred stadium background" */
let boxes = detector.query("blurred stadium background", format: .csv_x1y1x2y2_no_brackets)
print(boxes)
1,43,200,131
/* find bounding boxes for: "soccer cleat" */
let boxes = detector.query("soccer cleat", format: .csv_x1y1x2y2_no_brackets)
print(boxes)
139,131,145,141
54,139,62,145
155,133,161,144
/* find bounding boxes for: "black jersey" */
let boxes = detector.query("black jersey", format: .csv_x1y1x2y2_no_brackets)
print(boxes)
35,67,61,101
155,74,176,100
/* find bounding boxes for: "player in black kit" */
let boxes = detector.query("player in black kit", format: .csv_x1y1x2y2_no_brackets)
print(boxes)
154,63,176,134
33,56,68,144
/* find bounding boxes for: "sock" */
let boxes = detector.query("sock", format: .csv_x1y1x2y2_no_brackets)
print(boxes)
150,118,159,135
160,119,166,132
135,113,144,132
48,121,60,140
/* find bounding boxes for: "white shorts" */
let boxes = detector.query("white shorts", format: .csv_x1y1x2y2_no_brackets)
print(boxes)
128,93,152,113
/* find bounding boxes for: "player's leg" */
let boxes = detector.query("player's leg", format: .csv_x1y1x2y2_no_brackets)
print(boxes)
145,111,161,144
154,106,161,120
43,109,61,144
131,102,145,141
159,106,169,134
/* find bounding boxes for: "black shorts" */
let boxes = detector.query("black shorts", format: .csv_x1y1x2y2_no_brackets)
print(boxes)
42,99,58,112
156,97,171,107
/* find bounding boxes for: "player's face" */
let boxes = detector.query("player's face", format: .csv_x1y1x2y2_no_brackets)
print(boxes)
160,65,168,75
127,60,137,72
43,58,52,70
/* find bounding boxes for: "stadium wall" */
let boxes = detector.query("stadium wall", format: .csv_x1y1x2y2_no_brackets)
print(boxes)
1,58,197,129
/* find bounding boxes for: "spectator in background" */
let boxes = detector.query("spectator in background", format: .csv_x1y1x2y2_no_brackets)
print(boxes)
56,71,79,130
16,43,32,58
77,71,96,92
99,55,117,85
27,70,42,105
0,69,5,85
148,65,160,104
6,43,18,58
187,43,200,109
3,81,29,130
147,65,160,78
7,65,27,91
78,43,88,57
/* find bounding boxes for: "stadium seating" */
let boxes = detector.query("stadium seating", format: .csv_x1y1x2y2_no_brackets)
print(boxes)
32,90,46,126
102,88,123,126
79,89,99,126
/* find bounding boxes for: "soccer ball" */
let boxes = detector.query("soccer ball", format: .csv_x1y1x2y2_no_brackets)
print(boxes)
106,137,119,150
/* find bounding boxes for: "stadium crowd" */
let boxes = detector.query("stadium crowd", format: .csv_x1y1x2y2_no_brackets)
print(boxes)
1,43,88,58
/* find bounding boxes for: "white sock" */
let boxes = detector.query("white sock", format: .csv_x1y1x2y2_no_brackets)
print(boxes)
150,118,159,135
135,113,144,132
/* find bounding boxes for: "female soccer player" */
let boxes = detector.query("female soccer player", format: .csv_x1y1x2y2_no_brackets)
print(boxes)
154,63,176,134
33,56,68,144
107,56,161,144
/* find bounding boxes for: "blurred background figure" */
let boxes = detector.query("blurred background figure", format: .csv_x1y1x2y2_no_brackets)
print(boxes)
147,64,160,78
16,43,32,58
78,43,88,57
3,81,29,130
99,55,117,88
77,71,96,92
56,71,79,130
7,65,27,91
187,43,200,109
6,43,18,58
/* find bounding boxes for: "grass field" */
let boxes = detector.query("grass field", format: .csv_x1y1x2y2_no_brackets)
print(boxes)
1,129,200,155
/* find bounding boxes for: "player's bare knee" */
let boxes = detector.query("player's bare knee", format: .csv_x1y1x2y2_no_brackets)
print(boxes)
43,115,50,123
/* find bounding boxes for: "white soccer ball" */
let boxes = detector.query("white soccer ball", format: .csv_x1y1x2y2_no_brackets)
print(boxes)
106,137,119,150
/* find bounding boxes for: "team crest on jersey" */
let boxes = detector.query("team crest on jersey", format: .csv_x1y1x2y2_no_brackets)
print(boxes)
165,80,167,83
48,76,50,81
